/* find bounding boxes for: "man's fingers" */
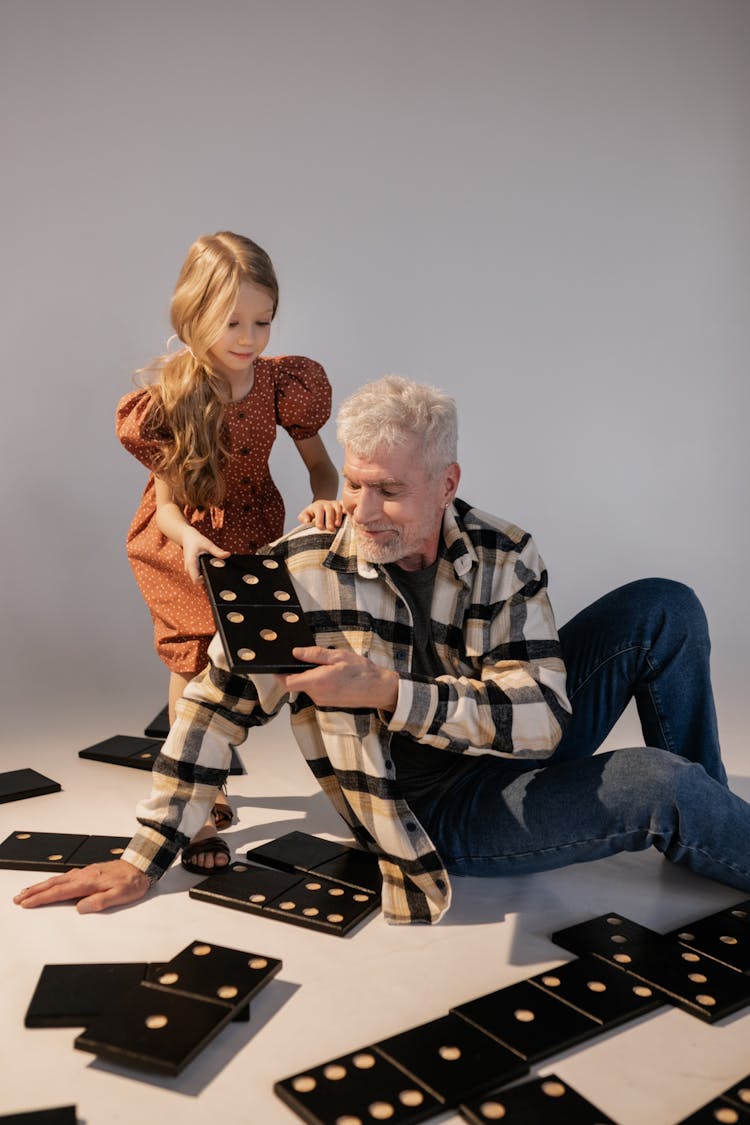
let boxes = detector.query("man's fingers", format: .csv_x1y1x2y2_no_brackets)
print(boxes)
77,886,137,914
291,645,337,665
14,871,86,907
14,861,150,911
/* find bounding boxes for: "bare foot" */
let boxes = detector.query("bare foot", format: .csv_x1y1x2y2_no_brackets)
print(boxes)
181,821,231,873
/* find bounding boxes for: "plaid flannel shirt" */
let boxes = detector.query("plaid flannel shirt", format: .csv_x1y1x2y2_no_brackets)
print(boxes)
122,499,571,924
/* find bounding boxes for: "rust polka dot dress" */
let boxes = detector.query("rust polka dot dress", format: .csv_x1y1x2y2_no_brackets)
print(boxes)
116,355,331,675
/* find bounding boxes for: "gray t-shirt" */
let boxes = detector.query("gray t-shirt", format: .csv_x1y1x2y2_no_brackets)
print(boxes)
386,559,479,803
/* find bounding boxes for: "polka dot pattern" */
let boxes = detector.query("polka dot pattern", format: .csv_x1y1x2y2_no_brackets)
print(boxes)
116,356,331,673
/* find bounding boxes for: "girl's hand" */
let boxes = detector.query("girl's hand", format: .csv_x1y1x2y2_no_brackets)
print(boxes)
297,499,344,531
181,527,230,584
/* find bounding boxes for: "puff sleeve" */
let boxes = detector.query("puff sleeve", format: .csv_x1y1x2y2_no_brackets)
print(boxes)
115,388,170,472
273,356,332,441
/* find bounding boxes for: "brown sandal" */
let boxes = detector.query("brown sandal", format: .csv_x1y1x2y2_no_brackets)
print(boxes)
211,785,233,832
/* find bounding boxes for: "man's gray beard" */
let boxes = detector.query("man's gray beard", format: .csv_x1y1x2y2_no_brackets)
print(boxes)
352,526,404,564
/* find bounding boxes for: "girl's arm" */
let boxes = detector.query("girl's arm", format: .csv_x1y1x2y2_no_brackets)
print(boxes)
294,434,343,531
154,476,229,583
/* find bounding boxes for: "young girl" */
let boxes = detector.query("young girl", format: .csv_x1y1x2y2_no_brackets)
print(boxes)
116,231,340,872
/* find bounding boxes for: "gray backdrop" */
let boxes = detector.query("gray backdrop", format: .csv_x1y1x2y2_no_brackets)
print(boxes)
1,0,748,750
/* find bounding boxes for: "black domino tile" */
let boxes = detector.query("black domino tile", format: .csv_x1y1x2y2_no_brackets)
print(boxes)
674,1095,750,1124
0,1109,78,1124
671,1073,750,1123
25,959,254,1034
0,831,88,871
144,705,170,738
142,962,250,1023
79,732,244,775
451,979,599,1062
528,954,663,1029
375,1012,528,1106
25,963,151,1028
200,553,315,672
78,735,164,770
201,552,299,601
244,831,353,873
141,939,281,1013
550,913,750,1023
667,901,750,973
551,912,661,962
0,769,61,804
65,835,132,867
263,874,379,935
0,831,133,873
723,1076,750,1114
189,862,305,920
312,851,382,895
74,985,232,1075
243,831,382,895
190,862,379,936
275,1046,441,1125
459,1073,620,1124
214,605,315,671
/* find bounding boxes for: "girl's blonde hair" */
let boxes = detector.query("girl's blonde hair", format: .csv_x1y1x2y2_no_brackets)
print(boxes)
142,231,278,511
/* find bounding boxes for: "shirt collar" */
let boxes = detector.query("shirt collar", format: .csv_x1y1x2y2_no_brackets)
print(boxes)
324,502,477,583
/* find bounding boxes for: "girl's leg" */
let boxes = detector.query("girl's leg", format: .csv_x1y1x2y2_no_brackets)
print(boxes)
553,578,726,783
169,670,232,870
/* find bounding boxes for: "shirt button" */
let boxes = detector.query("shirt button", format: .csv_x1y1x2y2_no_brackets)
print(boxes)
238,411,246,419
241,477,251,485
436,878,446,891
242,504,251,512
240,447,250,455
384,759,393,770
405,821,417,832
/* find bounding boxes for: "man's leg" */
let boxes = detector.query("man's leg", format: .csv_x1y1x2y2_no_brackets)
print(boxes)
408,578,742,888
409,746,750,892
553,578,726,783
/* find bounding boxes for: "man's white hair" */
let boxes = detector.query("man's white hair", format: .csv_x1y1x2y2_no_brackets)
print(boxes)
336,375,458,473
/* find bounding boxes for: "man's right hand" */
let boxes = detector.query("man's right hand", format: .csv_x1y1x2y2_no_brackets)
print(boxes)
13,860,151,914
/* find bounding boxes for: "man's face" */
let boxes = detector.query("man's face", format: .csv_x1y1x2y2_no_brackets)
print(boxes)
342,443,460,570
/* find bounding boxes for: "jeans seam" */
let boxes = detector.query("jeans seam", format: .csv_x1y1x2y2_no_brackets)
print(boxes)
445,826,654,865
568,644,649,701
644,651,673,754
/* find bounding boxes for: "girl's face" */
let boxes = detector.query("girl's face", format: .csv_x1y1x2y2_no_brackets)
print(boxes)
208,281,274,381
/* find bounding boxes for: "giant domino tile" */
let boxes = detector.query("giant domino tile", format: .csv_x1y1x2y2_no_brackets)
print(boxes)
275,898,750,1125
199,552,316,673
189,830,383,937
23,938,282,1076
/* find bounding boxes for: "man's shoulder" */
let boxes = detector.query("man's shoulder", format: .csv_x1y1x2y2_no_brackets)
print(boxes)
453,498,532,555
261,522,336,562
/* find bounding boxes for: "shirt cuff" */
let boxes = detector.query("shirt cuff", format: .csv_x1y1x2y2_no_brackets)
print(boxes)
121,826,180,884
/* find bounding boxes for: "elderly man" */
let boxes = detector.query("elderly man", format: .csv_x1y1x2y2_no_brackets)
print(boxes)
15,376,750,923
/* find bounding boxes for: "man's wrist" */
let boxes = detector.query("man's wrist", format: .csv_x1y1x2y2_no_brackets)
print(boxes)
377,669,399,713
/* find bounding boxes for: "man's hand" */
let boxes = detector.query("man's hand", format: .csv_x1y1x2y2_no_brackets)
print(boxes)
13,860,151,914
279,646,399,712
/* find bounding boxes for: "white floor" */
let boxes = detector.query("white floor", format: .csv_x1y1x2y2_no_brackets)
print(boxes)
2,696,749,1125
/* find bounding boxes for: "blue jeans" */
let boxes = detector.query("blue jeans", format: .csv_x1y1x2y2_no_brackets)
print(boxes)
409,579,750,893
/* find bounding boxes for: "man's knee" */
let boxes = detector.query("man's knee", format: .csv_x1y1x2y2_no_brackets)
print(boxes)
603,744,693,804
623,578,709,645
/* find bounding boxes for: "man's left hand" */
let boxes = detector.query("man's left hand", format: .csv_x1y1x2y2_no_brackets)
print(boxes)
279,646,399,712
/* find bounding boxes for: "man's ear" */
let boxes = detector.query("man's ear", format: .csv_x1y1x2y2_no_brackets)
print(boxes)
443,462,461,505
